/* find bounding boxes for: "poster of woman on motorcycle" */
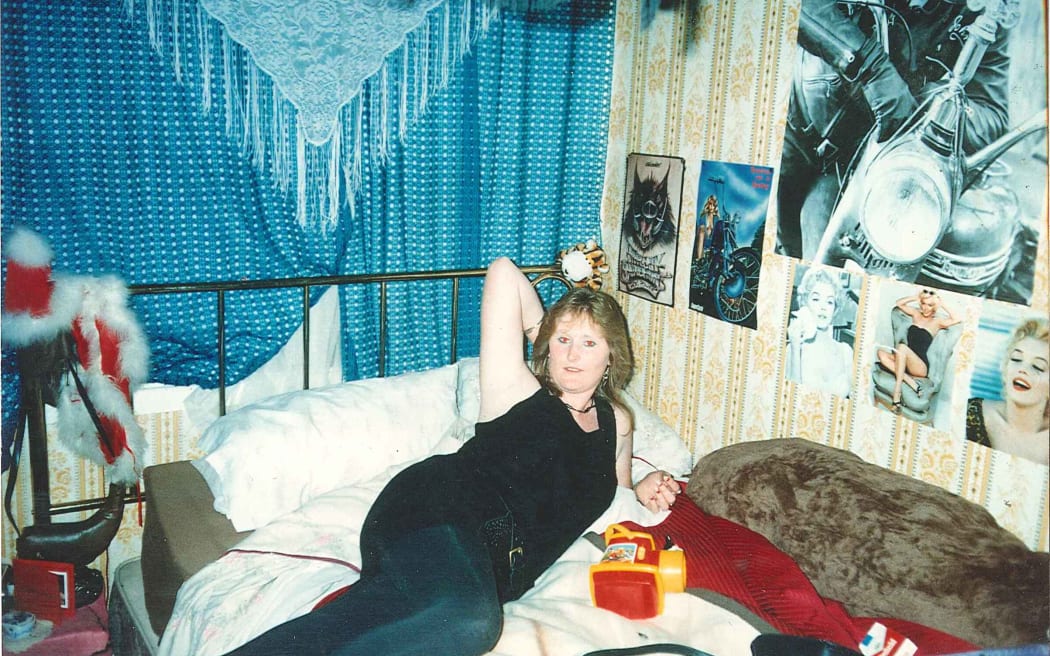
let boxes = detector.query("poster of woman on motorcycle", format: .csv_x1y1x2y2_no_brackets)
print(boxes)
688,159,773,329
775,0,1047,307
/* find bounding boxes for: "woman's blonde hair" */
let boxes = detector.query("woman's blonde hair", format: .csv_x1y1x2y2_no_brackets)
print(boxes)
531,288,634,420
797,266,844,311
918,288,941,305
1002,317,1050,370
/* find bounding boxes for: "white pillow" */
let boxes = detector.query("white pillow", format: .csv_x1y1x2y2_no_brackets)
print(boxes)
621,392,693,483
453,357,691,482
182,286,344,435
192,363,460,532
453,357,482,439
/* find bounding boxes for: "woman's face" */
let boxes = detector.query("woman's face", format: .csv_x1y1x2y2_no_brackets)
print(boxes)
918,294,939,317
1003,337,1050,408
803,282,837,330
547,313,611,396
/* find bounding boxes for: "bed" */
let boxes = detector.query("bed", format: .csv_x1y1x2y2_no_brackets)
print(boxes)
139,356,752,656
101,266,1047,656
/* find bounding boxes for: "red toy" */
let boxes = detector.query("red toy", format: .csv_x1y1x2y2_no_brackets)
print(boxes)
589,524,686,619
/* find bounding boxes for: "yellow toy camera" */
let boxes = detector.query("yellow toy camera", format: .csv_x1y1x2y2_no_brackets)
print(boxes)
589,524,686,619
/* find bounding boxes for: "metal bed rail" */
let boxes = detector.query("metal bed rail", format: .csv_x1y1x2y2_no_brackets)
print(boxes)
37,264,562,517
128,264,559,415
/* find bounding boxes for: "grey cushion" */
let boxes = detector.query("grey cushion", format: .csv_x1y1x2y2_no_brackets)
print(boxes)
685,438,1049,648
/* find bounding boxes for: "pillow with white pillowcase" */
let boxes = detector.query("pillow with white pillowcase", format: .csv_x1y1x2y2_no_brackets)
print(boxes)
191,363,461,532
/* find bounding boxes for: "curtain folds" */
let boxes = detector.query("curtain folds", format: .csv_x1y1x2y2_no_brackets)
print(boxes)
0,0,615,462
341,3,617,377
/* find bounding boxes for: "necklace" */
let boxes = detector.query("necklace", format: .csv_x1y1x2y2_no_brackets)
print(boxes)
562,398,596,413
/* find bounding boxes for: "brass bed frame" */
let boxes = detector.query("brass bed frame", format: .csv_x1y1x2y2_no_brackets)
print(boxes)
15,263,565,525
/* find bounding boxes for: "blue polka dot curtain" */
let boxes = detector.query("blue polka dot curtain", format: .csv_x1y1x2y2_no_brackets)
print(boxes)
0,0,614,467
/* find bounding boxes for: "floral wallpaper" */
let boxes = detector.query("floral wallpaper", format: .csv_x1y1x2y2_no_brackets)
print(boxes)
602,0,1048,550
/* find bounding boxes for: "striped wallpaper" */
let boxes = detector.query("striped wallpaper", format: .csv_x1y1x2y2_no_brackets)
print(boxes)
601,0,1049,550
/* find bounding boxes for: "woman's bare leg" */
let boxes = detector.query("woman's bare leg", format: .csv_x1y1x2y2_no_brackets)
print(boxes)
875,346,907,405
900,345,928,393
875,348,896,372
890,342,930,402
892,345,909,405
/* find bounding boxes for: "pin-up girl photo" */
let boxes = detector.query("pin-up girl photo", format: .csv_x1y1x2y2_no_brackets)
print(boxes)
871,284,963,427
966,307,1049,466
785,264,859,398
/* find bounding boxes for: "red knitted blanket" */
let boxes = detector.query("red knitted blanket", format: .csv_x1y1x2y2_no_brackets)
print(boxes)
625,494,978,655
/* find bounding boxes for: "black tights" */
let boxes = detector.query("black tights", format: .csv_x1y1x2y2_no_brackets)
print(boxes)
224,523,504,656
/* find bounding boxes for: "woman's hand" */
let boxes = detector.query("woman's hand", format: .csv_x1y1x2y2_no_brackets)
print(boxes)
788,306,816,343
634,470,681,513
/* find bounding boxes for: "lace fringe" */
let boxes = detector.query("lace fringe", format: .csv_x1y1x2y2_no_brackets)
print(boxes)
127,0,562,231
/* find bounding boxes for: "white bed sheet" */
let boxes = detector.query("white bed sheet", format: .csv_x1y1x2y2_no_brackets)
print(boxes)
160,483,761,656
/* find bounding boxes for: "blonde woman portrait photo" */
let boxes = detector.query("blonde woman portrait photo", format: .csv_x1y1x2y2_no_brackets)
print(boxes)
870,283,964,427
966,307,1050,466
785,264,859,398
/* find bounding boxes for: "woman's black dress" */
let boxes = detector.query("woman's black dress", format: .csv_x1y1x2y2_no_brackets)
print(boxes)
362,387,619,601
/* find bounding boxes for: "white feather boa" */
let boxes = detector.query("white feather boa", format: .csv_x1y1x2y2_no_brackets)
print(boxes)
57,276,150,484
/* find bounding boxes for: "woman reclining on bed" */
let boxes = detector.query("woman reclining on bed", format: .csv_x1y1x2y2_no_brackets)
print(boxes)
225,257,680,656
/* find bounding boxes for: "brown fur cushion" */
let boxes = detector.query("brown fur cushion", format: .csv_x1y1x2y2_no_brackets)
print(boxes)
685,438,1049,648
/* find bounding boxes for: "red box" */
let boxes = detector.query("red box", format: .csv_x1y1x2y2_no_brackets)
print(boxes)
12,559,76,625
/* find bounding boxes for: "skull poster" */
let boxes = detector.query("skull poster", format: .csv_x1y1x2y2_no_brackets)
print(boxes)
617,153,684,307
